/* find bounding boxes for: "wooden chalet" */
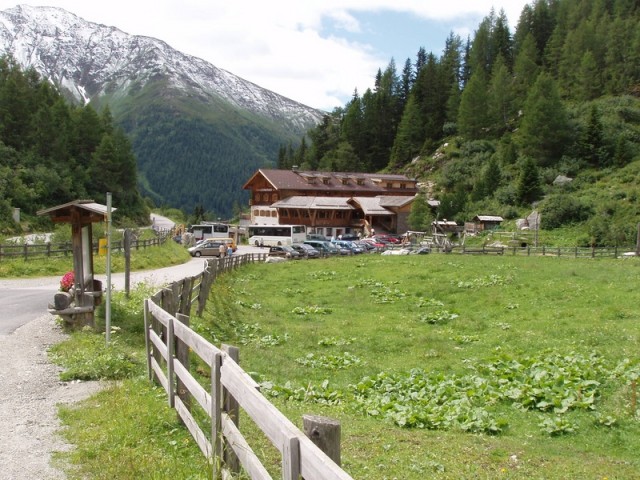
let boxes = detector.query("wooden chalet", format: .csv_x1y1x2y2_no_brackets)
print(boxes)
243,169,418,236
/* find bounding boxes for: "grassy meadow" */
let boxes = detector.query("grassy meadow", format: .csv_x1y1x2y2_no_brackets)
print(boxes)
51,252,640,479
197,253,640,479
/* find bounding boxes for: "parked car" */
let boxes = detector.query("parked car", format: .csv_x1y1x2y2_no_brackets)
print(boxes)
360,238,387,252
354,240,376,252
374,234,401,244
333,240,364,254
291,243,320,258
307,233,329,241
304,240,339,256
188,240,226,257
339,234,360,241
267,245,301,259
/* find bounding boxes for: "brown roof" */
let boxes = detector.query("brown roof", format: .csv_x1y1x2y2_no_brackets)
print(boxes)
271,196,354,210
37,199,115,224
243,169,418,194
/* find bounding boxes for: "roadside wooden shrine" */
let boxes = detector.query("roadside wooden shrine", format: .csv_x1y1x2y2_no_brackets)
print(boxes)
37,199,113,327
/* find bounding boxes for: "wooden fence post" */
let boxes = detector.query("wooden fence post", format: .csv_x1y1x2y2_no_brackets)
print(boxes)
175,313,191,419
143,299,152,381
221,344,240,475
179,277,193,316
124,229,131,297
302,414,342,467
211,351,222,480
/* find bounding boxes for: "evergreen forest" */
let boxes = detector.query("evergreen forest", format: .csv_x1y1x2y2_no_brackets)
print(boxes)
0,56,150,233
281,0,640,246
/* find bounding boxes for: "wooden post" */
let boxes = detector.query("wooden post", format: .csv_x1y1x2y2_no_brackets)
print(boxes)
302,414,341,466
221,344,240,475
124,229,131,297
175,313,191,419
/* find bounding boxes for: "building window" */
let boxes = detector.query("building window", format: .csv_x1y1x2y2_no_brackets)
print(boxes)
271,210,277,217
400,183,406,189
386,182,393,189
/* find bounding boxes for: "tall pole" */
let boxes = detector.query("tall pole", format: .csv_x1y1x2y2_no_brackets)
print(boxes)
106,192,112,344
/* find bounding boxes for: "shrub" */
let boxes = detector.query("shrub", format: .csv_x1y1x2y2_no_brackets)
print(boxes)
540,194,593,229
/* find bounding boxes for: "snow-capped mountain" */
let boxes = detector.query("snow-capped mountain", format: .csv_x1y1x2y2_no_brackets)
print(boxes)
0,5,326,217
0,4,324,132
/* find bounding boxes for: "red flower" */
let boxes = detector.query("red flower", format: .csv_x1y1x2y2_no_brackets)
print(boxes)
60,271,75,292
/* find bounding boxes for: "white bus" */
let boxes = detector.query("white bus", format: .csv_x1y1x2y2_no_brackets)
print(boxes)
189,223,231,241
247,224,307,247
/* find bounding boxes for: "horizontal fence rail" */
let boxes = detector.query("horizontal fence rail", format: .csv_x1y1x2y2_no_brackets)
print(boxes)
0,231,170,261
144,253,351,480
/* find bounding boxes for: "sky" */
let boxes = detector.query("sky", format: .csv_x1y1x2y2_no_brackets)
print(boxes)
0,1,531,111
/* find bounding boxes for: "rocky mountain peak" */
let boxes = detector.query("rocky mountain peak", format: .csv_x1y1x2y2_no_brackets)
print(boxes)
0,5,324,132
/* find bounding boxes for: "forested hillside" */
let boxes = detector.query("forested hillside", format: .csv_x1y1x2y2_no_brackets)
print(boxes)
283,0,640,246
106,86,290,220
0,56,149,233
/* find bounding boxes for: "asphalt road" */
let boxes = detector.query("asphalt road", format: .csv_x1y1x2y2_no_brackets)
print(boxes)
0,212,266,335
0,283,55,335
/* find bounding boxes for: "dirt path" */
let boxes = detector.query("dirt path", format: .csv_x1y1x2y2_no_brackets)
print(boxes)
0,313,102,479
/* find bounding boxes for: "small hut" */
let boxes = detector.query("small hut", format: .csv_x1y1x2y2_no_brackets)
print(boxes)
38,200,112,327
469,215,504,233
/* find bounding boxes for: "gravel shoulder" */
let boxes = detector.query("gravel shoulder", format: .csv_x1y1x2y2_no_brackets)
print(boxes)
0,313,102,480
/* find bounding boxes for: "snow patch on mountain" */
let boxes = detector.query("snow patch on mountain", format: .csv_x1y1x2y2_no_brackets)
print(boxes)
0,5,324,131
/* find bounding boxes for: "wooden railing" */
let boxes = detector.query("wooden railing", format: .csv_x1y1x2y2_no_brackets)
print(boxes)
0,230,170,261
144,253,353,480
454,245,629,258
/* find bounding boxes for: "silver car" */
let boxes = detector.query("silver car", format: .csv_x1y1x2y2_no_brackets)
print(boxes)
188,240,226,257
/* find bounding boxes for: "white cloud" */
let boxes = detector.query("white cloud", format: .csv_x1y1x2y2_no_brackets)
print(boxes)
0,0,530,110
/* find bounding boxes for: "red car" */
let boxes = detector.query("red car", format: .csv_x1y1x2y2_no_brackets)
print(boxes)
373,234,401,244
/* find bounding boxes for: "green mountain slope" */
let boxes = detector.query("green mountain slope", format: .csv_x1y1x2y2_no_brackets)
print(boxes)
93,80,307,218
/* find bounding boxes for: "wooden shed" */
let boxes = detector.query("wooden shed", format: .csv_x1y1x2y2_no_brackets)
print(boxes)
38,199,112,327
466,215,504,234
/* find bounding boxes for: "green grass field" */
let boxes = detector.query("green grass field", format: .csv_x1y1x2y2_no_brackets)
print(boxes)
53,252,640,479
197,254,640,479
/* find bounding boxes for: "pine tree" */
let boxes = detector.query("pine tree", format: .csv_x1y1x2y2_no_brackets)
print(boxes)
517,72,569,166
578,105,610,167
487,55,515,136
516,156,542,205
457,69,490,139
389,94,422,168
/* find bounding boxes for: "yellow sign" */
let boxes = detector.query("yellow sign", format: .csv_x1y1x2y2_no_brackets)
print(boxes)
98,238,107,256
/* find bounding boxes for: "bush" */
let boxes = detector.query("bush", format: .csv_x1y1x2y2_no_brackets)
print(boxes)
540,195,593,229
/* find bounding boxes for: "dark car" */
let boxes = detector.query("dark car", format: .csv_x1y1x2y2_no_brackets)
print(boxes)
291,243,320,258
304,240,339,256
307,233,329,241
268,245,301,259
333,240,364,254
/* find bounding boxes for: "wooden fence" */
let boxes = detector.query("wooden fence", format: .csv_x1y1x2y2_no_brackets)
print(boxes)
0,231,170,261
144,253,353,480
455,245,628,258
